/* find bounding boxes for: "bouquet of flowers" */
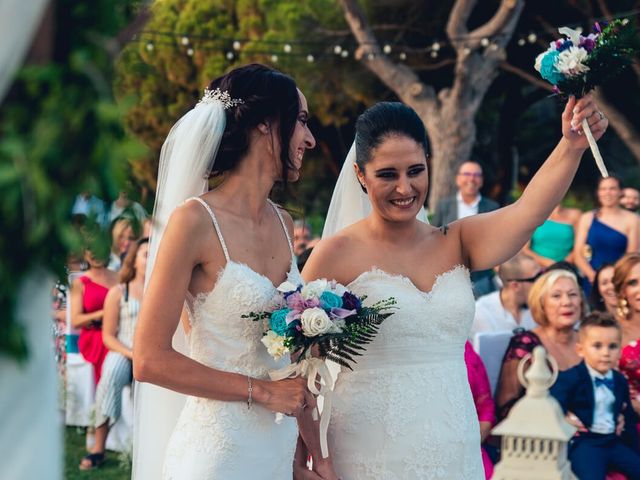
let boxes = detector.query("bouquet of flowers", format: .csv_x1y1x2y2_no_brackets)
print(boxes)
534,19,640,177
243,278,396,457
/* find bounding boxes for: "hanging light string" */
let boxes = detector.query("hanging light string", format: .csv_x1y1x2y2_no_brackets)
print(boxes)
135,9,639,63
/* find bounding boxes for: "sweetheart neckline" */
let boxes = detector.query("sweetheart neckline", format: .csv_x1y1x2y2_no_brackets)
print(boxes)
191,258,297,305
347,264,469,299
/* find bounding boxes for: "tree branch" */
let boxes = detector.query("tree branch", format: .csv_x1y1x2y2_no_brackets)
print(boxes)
338,0,437,108
500,61,554,92
446,0,476,45
594,90,640,162
469,0,525,47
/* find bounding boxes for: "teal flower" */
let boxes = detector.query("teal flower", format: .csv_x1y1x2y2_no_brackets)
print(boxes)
269,308,290,336
539,51,564,85
320,291,343,310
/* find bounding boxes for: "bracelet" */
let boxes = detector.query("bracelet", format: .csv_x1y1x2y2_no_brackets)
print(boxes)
247,376,253,410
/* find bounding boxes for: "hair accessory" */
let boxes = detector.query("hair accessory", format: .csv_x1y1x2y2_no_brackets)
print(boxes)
197,87,244,109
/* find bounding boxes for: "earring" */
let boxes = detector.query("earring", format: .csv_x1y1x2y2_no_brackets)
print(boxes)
617,297,630,319
359,182,367,194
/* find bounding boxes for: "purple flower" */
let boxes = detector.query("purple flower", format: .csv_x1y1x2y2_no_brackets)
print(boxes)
341,291,362,311
286,292,320,312
579,34,597,53
330,307,357,319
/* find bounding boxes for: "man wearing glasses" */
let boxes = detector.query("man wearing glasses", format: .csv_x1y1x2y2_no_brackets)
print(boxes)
470,253,541,339
432,161,500,296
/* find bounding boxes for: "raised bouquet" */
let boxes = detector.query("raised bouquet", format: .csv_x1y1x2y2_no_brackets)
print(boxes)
534,19,640,177
243,278,396,458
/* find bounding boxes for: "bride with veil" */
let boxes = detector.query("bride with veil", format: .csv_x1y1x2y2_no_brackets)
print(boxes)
132,64,322,479
301,96,608,478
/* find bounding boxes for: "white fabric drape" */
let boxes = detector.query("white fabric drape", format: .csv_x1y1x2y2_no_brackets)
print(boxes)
0,0,50,102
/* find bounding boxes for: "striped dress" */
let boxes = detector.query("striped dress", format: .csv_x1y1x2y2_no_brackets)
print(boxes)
94,285,140,427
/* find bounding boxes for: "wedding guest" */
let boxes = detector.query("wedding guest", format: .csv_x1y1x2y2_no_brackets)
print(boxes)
464,341,496,479
70,239,118,385
574,176,639,290
613,253,640,420
293,219,312,257
432,160,500,297
71,191,108,228
109,189,148,223
589,263,618,316
621,187,640,213
471,253,540,339
550,312,640,480
523,203,581,269
495,269,584,421
107,217,137,272
79,238,148,470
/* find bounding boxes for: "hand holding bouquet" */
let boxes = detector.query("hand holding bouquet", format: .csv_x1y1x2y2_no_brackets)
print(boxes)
244,279,396,458
534,19,639,177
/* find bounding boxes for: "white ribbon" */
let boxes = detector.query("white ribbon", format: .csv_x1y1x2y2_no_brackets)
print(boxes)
581,118,609,178
558,26,582,47
269,357,334,458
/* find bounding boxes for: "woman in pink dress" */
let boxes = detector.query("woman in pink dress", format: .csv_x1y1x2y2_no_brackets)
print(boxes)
464,341,495,479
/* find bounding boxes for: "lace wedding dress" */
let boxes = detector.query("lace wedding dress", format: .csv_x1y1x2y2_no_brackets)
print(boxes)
162,197,299,479
329,265,484,479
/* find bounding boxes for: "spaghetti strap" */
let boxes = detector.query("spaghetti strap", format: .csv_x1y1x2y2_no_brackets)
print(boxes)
186,197,231,263
268,199,295,258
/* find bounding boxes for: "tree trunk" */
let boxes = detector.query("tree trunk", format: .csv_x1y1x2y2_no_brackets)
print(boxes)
338,0,525,210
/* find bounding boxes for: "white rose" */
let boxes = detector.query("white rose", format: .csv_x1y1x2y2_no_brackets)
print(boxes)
300,307,333,337
555,46,590,77
261,331,289,360
534,52,546,72
277,281,298,294
330,281,348,296
301,279,328,300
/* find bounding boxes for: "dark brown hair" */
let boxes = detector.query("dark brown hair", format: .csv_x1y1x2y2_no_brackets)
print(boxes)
118,237,149,284
579,311,621,338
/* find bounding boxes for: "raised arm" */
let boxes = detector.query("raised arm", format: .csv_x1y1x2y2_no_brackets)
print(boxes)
457,95,607,271
133,204,310,414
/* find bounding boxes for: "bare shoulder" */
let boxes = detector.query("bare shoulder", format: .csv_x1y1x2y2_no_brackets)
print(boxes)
104,284,123,305
170,199,212,234
579,210,595,225
274,205,295,234
302,228,358,282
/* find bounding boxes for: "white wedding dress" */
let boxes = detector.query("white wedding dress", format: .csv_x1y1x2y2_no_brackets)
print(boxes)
162,197,299,479
328,265,484,479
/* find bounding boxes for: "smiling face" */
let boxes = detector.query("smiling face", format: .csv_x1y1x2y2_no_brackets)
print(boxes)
455,161,483,199
355,135,428,222
597,177,622,208
285,89,315,182
621,187,640,211
622,262,640,315
543,277,583,330
597,266,617,310
135,242,149,280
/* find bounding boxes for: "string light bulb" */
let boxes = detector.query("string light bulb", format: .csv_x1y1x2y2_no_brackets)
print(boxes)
271,54,278,62
283,44,292,53
399,52,407,60
480,38,490,47
341,50,349,58
432,41,441,51
333,45,342,55
383,44,392,54
527,33,537,43
146,42,154,52
517,38,526,46
181,36,190,46
306,54,315,63
226,51,234,60
233,40,241,50
187,48,194,56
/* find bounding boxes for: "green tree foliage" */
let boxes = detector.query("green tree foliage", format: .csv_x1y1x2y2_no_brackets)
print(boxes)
0,0,147,359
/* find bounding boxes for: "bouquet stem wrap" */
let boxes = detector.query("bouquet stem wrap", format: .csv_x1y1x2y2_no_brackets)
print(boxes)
268,356,334,458
581,117,609,178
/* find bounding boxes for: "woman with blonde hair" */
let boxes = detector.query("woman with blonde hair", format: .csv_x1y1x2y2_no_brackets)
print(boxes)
613,253,640,419
108,217,137,271
495,268,585,420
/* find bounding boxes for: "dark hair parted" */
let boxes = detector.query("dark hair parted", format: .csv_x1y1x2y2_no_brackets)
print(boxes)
354,102,429,171
208,64,300,182
579,310,621,336
589,263,615,311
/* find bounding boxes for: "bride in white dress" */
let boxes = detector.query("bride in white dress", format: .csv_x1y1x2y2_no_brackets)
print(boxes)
302,97,608,479
132,64,319,479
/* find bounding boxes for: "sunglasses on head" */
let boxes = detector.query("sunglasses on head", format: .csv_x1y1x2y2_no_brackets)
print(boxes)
504,272,542,283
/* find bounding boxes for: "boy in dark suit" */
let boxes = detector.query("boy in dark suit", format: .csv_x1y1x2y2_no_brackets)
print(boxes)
550,311,640,480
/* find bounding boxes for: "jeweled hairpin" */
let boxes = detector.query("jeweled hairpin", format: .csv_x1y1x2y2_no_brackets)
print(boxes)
197,88,244,109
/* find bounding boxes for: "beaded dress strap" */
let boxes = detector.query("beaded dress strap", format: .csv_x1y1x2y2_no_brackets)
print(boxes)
186,197,230,263
268,199,294,258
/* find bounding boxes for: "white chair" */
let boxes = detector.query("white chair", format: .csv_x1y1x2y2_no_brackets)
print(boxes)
65,272,96,427
473,330,513,397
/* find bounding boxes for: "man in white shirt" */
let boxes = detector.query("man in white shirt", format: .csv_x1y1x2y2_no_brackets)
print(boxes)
432,161,500,297
471,253,541,339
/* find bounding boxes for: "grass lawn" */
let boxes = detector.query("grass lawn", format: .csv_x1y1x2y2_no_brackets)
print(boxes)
64,427,131,480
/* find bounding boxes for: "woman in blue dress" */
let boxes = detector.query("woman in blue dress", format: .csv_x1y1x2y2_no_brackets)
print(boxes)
574,176,639,293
